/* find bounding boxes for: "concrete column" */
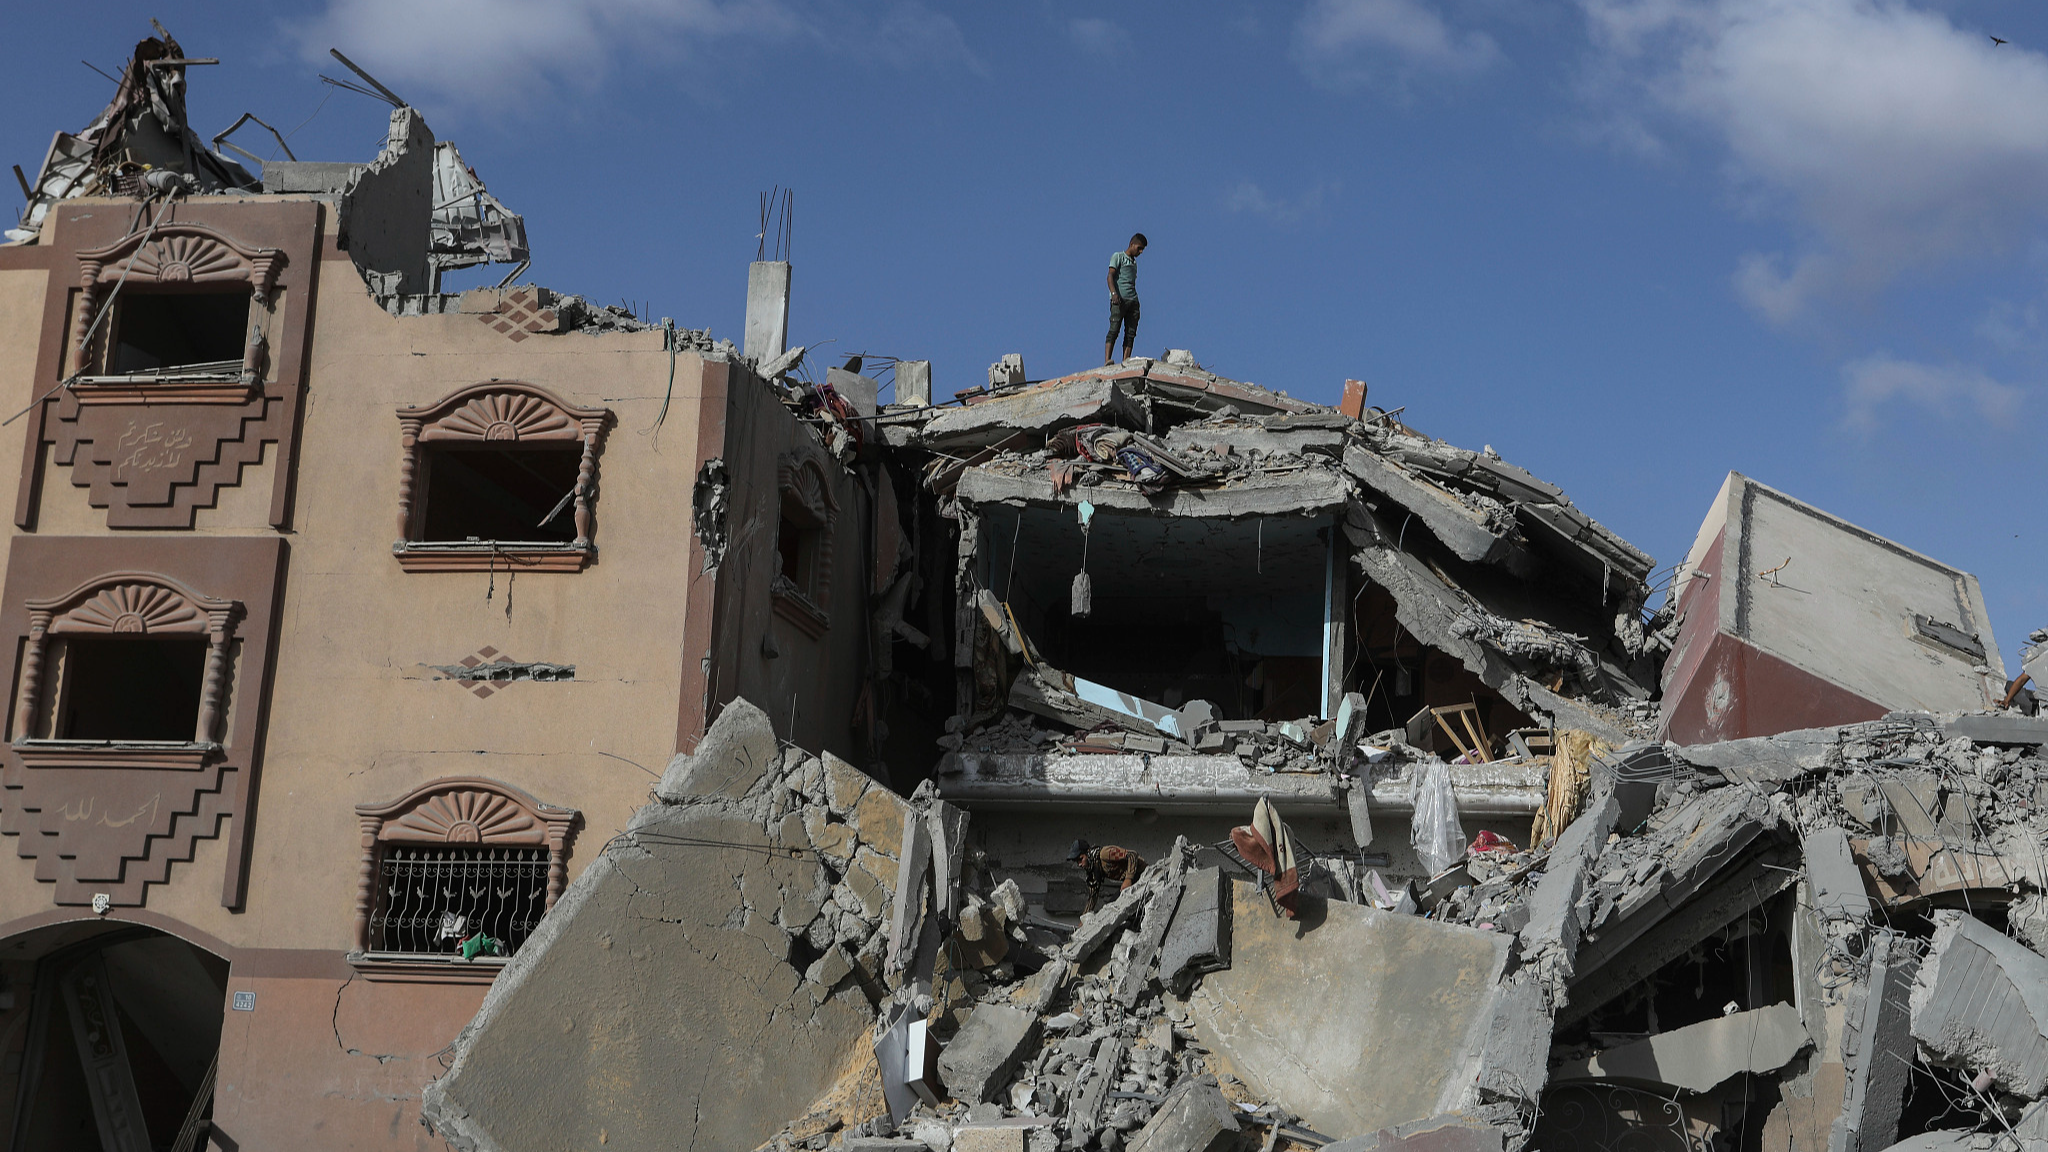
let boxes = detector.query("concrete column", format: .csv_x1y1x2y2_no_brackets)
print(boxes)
744,261,790,361
896,360,932,407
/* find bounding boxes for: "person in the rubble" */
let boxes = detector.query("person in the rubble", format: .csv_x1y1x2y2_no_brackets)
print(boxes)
1103,233,1147,366
1069,838,1145,912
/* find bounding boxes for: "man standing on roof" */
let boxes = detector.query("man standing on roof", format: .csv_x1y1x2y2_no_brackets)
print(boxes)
1104,233,1146,366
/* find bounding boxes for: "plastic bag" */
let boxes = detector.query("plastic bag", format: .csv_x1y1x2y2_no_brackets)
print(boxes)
1410,759,1466,876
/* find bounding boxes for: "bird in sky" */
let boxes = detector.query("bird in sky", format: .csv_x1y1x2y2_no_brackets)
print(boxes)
1992,35,2009,45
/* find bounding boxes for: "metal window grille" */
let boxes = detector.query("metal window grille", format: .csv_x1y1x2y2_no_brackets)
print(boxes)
369,845,550,955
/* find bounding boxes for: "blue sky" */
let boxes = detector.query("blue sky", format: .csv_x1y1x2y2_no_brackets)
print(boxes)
7,0,2046,671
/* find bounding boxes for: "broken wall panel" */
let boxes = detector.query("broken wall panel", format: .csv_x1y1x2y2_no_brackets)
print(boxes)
423,700,924,1152
1188,880,1511,1137
1662,473,2002,744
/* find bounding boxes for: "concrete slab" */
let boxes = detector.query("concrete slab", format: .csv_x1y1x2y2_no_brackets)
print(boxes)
420,803,871,1152
655,696,780,801
1126,1076,1240,1152
1189,881,1510,1137
937,1003,1040,1105
1910,911,2048,1097
1551,1003,1808,1092
1158,866,1231,995
1804,827,1872,922
922,376,1145,451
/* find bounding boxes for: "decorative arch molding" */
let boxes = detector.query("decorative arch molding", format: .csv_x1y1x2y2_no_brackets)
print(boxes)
13,572,242,754
394,382,611,572
74,222,287,300
352,777,579,958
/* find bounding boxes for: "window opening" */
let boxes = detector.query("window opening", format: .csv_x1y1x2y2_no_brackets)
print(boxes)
778,514,821,599
107,289,249,375
40,636,208,741
369,845,551,955
419,445,580,544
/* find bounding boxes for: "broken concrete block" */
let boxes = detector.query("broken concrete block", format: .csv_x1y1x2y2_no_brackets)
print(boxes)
1189,882,1510,1137
924,374,1144,451
422,717,883,1151
1911,910,2048,1097
1069,1035,1128,1138
895,360,932,408
1518,791,1620,983
1467,972,1550,1112
953,1126,1026,1152
1347,781,1375,848
888,815,933,976
1677,728,1839,784
842,1140,932,1152
1116,849,1186,1007
1551,1003,1808,1092
824,752,874,814
1832,932,1919,1152
655,696,779,801
1803,826,1872,922
989,878,1025,926
929,801,971,918
1877,772,1941,838
1158,866,1230,995
806,943,855,988
1126,1075,1239,1152
1320,1114,1507,1152
853,783,909,855
936,1004,1041,1105
954,900,1010,970
1063,873,1156,965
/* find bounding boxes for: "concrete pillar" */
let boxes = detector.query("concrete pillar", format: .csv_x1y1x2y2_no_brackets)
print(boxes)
744,261,790,361
896,360,932,407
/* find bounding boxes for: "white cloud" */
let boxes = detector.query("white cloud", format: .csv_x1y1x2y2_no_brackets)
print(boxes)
1225,179,1339,224
1292,0,1500,89
1840,351,2024,433
1580,0,2048,322
1068,17,1130,57
295,0,977,108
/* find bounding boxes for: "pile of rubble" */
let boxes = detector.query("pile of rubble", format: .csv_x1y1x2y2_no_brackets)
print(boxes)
421,696,2048,1152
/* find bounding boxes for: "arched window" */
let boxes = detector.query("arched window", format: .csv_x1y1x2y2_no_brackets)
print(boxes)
394,382,610,572
352,778,579,981
12,573,239,768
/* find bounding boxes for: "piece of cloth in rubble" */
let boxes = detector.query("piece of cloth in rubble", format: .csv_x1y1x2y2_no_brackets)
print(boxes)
1529,729,1611,848
1048,423,1108,460
1079,845,1145,912
1049,457,1081,496
1409,759,1465,876
1087,429,1132,462
1116,446,1165,488
1230,797,1301,919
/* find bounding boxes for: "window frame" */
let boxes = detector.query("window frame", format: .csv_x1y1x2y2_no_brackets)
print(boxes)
10,573,240,770
770,453,836,639
351,777,579,984
68,222,283,405
393,382,610,572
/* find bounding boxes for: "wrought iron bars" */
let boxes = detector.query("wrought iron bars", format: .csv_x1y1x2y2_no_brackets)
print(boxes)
368,845,549,955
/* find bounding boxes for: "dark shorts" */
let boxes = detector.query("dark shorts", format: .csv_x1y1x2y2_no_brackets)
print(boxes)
1107,297,1139,344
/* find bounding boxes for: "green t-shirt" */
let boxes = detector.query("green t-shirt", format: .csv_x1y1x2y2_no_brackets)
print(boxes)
1110,251,1138,301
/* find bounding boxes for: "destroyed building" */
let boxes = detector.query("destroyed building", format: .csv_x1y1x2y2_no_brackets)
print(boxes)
5,26,2048,1152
